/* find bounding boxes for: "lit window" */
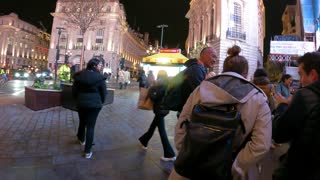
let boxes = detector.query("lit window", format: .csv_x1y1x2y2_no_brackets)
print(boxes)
227,2,245,40
96,29,104,37
96,39,103,43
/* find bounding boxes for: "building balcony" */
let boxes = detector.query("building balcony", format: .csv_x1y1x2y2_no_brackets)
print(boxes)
206,34,216,43
73,45,83,50
226,28,246,41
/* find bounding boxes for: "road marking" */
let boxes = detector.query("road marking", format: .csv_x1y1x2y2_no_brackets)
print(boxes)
12,89,25,96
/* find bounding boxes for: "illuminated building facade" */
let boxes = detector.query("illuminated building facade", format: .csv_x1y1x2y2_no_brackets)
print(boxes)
48,0,148,75
0,13,50,69
185,0,265,78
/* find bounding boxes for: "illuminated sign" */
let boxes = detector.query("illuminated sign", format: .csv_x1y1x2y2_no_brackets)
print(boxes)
159,48,181,53
270,41,315,55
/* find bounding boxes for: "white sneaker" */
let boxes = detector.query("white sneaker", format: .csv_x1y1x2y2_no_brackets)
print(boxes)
79,140,85,146
139,143,147,150
85,152,92,159
160,156,176,162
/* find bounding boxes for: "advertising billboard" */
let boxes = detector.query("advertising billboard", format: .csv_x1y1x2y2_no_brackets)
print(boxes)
270,41,315,55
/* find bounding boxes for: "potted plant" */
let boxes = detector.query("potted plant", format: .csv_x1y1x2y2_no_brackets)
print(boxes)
25,77,62,111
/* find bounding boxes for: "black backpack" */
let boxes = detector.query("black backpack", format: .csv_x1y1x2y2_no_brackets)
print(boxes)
162,70,186,111
174,104,246,179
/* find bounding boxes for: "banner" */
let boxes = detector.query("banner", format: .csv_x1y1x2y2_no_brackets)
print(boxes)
270,41,315,55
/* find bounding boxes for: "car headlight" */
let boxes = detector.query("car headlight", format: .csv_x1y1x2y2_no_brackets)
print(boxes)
15,73,20,77
49,73,53,77
36,73,41,78
42,73,46,77
24,73,29,78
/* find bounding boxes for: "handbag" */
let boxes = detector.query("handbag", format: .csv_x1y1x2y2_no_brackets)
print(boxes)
138,87,153,110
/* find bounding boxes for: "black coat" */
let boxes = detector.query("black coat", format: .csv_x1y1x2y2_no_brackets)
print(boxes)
180,58,206,110
149,83,169,116
273,80,320,179
137,73,147,88
72,70,107,109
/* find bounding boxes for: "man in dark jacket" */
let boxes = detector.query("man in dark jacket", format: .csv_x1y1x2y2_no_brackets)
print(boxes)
72,58,107,159
180,47,217,113
273,51,320,179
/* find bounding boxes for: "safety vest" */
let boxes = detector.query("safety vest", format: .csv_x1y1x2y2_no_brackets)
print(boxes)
58,64,71,81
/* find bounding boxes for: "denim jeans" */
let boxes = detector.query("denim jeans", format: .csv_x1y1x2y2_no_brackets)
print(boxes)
139,113,175,158
77,107,101,153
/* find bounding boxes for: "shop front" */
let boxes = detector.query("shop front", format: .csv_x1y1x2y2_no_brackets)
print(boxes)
142,49,188,78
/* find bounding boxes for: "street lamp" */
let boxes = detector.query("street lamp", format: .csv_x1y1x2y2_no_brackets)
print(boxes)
65,50,72,64
55,27,65,82
156,24,168,48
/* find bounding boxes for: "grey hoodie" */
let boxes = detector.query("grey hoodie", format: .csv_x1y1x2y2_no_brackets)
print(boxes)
174,72,272,179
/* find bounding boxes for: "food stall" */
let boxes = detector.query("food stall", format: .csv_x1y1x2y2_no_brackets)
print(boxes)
142,49,188,78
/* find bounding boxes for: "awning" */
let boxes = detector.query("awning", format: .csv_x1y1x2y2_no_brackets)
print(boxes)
142,53,188,65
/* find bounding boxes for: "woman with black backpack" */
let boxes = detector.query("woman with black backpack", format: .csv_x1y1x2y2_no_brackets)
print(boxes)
138,70,176,161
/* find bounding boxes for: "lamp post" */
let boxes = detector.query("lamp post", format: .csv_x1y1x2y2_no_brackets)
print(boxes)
55,27,65,82
156,24,168,48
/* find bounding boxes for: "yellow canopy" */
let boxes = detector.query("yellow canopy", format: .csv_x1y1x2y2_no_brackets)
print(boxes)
142,53,188,65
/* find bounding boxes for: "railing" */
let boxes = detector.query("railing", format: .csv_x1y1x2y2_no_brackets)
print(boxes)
73,45,83,50
226,28,246,41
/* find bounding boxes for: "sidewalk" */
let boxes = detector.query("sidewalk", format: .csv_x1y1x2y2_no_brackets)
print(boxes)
0,82,286,180
0,83,176,180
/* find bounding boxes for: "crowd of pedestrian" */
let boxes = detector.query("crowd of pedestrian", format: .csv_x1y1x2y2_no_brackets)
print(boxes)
65,45,320,180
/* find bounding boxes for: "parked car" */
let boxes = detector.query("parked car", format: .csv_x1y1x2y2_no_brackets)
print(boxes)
35,69,53,80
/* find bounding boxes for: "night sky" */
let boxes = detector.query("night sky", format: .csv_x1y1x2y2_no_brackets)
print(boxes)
0,0,294,51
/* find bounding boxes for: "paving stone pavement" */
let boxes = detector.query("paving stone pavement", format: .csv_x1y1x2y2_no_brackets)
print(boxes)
0,81,287,180
0,82,178,180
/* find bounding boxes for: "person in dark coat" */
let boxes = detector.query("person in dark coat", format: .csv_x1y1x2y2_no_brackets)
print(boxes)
253,68,276,112
273,52,320,179
137,70,147,90
179,47,217,114
146,70,155,88
72,58,107,159
139,70,176,161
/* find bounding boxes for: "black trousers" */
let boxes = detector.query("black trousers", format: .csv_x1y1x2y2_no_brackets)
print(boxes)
77,107,101,153
139,113,175,158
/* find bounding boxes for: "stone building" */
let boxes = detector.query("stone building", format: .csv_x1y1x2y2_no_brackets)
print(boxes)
0,13,50,70
48,0,148,76
185,0,265,78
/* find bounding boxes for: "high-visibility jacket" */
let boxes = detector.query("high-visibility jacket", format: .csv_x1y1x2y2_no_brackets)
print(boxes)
58,64,71,81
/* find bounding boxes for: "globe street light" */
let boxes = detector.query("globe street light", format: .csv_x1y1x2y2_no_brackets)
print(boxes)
55,27,65,82
146,45,156,55
156,24,168,48
65,50,72,64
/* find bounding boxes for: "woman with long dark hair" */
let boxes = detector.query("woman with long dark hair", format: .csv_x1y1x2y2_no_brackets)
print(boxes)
72,58,107,159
